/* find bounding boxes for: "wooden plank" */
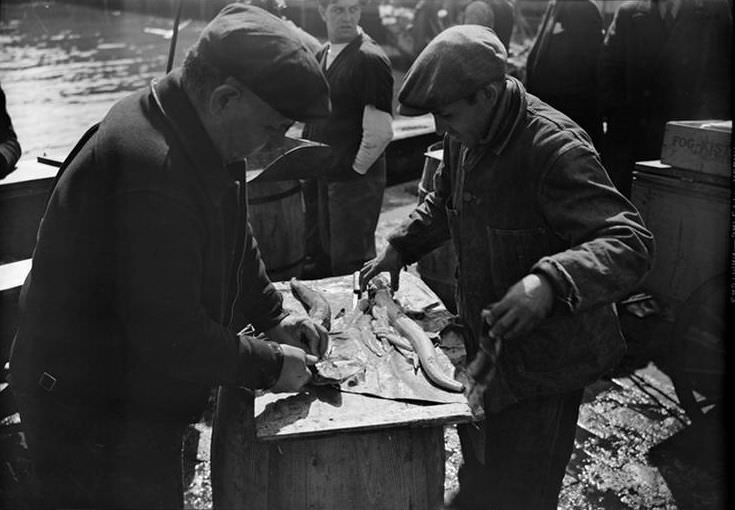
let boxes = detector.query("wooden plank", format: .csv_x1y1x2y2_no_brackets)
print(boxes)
635,159,729,188
254,425,445,510
0,159,58,185
0,259,30,362
0,259,31,292
255,390,473,440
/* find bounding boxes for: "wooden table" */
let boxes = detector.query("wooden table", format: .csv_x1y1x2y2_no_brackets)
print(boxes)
211,272,474,510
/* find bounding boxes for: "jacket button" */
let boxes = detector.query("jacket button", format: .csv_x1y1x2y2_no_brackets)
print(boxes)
463,192,474,202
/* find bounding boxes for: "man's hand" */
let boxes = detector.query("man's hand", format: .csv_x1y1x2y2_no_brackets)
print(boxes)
482,273,554,340
359,244,403,292
270,344,318,393
266,315,329,358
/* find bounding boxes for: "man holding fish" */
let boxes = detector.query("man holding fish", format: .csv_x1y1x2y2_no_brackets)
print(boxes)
361,25,654,510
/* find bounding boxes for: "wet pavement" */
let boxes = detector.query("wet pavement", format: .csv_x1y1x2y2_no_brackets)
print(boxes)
1,1,207,160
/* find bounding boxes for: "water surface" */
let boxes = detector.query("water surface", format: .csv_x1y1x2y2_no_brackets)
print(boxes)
1,1,206,161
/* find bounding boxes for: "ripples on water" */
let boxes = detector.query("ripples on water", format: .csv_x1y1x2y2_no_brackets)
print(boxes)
0,1,206,161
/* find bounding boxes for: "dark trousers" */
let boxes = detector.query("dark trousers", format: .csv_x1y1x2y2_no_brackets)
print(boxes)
454,389,584,510
13,386,187,509
304,161,386,277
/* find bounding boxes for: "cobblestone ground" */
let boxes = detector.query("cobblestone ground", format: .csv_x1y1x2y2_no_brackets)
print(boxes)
183,182,725,509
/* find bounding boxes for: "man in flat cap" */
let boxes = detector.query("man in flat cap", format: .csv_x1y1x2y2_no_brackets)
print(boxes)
361,25,654,509
9,5,330,508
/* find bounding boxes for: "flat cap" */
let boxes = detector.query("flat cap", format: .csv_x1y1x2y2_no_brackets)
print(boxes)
198,3,330,121
398,25,507,116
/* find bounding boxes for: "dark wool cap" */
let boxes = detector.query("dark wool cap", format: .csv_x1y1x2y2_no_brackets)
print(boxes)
198,3,330,121
398,25,507,116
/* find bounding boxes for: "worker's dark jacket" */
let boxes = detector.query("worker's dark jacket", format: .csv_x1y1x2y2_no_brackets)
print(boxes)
303,31,393,182
487,0,515,50
525,0,603,147
389,78,654,412
10,71,286,421
599,0,732,160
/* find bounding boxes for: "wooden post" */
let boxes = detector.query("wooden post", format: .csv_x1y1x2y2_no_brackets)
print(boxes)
211,385,266,509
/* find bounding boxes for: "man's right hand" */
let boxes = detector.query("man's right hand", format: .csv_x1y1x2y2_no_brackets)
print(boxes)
270,344,318,393
359,244,403,292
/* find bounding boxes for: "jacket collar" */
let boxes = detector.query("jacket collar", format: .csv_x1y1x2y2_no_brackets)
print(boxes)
475,76,526,156
150,70,233,200
321,30,364,75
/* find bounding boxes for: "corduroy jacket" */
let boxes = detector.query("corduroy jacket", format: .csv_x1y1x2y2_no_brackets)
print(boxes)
389,78,654,412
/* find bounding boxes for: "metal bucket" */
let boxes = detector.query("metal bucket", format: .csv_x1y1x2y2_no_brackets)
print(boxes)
415,141,457,313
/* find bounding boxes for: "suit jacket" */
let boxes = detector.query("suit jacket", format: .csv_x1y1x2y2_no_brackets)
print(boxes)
600,0,732,160
11,71,286,421
526,0,603,146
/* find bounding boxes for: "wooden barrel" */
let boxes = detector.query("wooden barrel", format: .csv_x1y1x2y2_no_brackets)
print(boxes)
247,180,305,282
416,142,458,313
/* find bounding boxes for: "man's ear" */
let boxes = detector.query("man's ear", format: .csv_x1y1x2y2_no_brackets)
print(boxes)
475,83,500,108
318,5,327,22
481,84,497,103
208,83,241,115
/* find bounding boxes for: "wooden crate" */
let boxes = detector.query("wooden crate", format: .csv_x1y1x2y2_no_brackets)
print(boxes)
659,120,731,178
212,387,449,510
631,162,730,307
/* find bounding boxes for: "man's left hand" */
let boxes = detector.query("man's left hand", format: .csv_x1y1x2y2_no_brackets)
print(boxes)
483,273,554,340
266,315,329,358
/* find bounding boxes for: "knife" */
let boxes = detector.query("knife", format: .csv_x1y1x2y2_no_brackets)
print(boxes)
352,271,361,310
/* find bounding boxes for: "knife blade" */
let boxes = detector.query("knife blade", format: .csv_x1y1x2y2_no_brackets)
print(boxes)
352,270,361,310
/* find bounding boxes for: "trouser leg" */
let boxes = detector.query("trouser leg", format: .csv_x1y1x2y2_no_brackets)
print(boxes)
453,389,583,510
13,387,108,509
107,414,187,510
14,385,187,509
324,162,386,276
453,421,487,509
303,178,330,276
484,389,583,510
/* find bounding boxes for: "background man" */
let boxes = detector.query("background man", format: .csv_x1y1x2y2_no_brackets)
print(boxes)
460,0,514,50
303,0,394,278
0,82,21,180
525,0,604,149
599,0,732,196
361,26,654,510
9,5,330,508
